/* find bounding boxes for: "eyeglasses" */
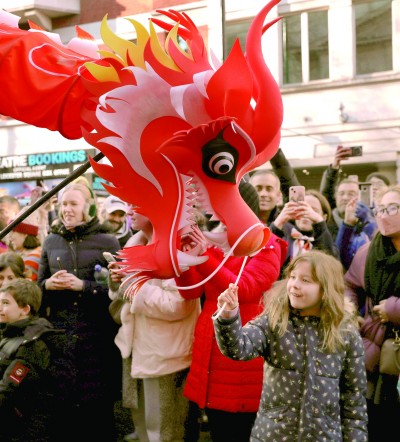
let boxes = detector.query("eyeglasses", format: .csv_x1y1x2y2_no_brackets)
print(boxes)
372,203,400,217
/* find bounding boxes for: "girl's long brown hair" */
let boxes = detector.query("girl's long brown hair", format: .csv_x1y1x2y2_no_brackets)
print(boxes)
262,251,357,352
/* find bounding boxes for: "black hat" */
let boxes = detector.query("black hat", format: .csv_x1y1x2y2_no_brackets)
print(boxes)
239,181,260,217
365,172,390,186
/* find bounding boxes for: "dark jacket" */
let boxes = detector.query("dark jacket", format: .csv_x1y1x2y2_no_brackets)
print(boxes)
319,165,341,210
270,148,301,201
214,311,368,442
37,217,121,439
0,317,59,442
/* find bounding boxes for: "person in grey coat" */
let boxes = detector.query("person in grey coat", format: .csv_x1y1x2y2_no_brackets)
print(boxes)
213,250,368,442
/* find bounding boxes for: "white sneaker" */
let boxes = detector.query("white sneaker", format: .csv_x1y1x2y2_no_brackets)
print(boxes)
124,431,139,441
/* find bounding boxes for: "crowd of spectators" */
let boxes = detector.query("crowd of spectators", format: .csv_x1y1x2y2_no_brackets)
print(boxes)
0,145,398,441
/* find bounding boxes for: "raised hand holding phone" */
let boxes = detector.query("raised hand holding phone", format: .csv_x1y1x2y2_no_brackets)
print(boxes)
103,251,127,288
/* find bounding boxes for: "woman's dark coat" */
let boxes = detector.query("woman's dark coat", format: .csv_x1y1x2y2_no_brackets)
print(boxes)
37,217,121,439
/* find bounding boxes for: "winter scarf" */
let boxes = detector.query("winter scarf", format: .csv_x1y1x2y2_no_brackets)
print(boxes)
364,232,400,304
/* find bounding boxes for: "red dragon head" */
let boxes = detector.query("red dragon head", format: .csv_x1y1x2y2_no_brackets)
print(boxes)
0,0,283,293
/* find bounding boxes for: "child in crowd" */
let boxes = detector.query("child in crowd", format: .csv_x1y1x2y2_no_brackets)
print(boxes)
109,210,200,442
0,251,26,287
0,279,60,442
213,250,368,441
8,212,42,281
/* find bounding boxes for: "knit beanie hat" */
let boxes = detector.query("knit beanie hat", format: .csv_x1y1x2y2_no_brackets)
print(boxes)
239,181,260,217
365,172,390,186
10,210,39,237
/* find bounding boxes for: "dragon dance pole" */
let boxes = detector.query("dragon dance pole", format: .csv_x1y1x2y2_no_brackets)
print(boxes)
0,151,105,241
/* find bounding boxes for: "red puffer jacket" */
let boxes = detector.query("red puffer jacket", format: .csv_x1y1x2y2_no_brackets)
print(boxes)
175,234,286,412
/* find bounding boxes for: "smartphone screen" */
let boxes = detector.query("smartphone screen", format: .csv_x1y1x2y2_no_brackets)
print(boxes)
359,182,372,207
289,186,305,202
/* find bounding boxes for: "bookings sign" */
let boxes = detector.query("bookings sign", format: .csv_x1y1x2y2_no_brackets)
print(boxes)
0,149,96,181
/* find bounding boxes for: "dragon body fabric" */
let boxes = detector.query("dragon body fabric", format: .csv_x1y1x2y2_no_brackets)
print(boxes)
0,0,283,293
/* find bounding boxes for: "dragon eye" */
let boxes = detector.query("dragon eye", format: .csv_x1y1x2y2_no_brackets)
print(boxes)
202,131,238,183
208,152,235,175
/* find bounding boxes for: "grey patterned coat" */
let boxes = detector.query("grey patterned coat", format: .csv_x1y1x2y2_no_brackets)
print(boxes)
213,311,368,441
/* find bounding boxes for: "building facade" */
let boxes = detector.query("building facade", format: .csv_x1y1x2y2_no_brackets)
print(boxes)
1,0,399,191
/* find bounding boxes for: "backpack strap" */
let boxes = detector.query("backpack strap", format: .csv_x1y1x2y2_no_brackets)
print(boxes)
0,336,26,361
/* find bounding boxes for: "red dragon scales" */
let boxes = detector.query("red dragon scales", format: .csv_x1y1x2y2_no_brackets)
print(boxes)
0,0,283,294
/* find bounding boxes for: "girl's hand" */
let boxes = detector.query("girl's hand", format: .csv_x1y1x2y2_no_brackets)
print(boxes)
295,201,324,224
217,283,239,310
274,202,300,229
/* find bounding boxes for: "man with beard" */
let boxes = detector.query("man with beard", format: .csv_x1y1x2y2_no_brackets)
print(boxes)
0,195,21,253
101,196,133,248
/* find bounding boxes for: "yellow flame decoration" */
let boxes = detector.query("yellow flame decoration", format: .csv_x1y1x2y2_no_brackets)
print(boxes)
164,24,193,62
84,62,121,83
99,15,135,66
124,19,149,68
148,21,180,72
84,13,196,82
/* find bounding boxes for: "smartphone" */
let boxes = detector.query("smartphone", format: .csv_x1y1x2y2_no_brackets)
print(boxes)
289,186,305,203
349,145,363,157
359,182,372,207
103,252,117,263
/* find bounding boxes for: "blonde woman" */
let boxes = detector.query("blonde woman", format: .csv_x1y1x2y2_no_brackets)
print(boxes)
214,251,367,441
38,182,121,441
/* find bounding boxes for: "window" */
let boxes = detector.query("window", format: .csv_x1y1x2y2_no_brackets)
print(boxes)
225,19,252,58
355,0,392,75
282,10,329,85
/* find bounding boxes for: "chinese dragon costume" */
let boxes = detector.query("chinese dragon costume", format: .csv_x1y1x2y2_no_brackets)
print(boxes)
0,0,283,293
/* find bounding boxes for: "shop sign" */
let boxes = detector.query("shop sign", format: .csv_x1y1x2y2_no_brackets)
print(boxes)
0,149,95,180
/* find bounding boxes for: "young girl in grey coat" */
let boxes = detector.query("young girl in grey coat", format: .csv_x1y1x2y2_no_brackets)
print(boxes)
213,250,368,441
